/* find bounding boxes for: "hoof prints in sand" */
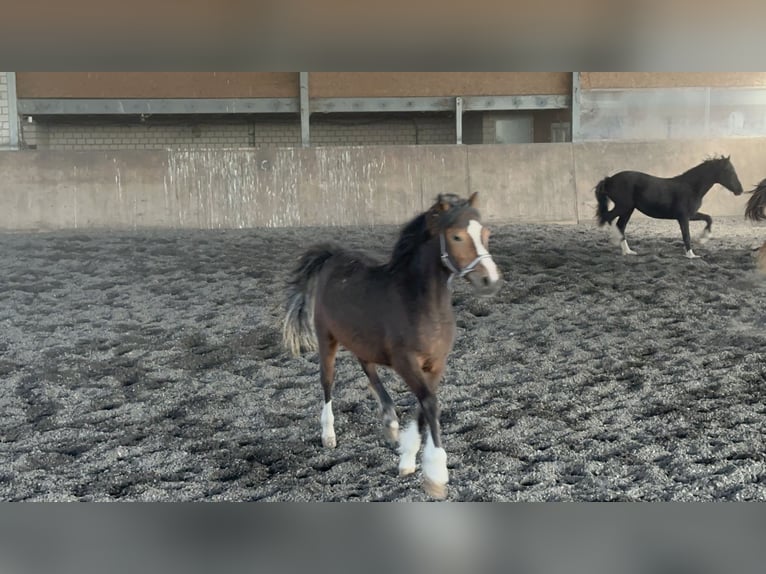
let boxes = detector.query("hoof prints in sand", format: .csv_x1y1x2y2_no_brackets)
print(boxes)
0,219,764,500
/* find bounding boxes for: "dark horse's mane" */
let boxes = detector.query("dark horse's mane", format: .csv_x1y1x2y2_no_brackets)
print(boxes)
386,194,478,273
678,155,729,178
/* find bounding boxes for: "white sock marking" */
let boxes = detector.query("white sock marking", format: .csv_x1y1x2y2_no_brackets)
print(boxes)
467,220,500,282
422,433,449,486
699,228,711,244
685,249,700,259
620,239,637,255
320,401,336,448
398,421,421,476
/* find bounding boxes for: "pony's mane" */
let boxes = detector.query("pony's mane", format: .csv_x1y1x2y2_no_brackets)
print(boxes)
386,195,478,272
386,212,430,272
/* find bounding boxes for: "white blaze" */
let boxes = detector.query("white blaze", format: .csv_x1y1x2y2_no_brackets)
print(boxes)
466,219,499,282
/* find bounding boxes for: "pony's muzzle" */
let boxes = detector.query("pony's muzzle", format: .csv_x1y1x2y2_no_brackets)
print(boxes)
467,265,502,297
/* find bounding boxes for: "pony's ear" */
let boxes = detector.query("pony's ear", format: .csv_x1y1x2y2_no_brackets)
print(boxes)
437,195,452,212
468,192,479,207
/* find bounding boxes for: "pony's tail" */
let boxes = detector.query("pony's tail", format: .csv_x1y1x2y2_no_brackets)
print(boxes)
282,246,335,356
594,177,611,226
745,178,766,222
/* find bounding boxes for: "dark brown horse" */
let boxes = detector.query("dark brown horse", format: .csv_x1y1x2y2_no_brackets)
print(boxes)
745,178,766,273
595,156,743,258
282,193,502,499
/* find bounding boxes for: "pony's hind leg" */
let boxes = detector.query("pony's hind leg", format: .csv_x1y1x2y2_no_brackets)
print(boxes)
616,210,637,255
358,360,399,445
318,332,339,448
691,212,713,243
678,218,700,258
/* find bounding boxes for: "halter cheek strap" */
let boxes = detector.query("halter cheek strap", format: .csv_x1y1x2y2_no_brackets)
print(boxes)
439,233,491,289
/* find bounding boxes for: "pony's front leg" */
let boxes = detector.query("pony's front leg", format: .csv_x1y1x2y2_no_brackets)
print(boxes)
419,394,449,499
398,419,421,477
394,358,449,499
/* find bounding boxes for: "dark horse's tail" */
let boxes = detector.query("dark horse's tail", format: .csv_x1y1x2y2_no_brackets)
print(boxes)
282,245,335,356
745,178,766,222
594,177,611,226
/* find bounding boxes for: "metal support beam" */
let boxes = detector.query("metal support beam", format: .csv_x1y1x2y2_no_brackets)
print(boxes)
571,72,581,142
299,72,310,147
18,94,570,117
462,95,570,112
18,98,299,115
7,72,19,149
455,96,463,144
311,95,569,114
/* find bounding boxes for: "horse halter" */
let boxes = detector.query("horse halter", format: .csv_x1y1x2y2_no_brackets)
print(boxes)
439,233,491,289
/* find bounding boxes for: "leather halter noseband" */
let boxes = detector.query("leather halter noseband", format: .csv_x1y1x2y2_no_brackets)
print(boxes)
439,233,491,289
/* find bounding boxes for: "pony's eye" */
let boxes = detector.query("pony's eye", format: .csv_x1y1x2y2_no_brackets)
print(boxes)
452,235,462,242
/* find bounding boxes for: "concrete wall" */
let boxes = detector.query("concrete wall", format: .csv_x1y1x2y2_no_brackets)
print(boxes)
0,139,761,231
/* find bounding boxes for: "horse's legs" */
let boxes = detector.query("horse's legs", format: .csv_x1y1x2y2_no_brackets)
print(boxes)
690,211,713,243
398,409,428,477
678,218,699,258
398,419,422,478
358,359,399,445
616,209,637,255
318,330,339,448
418,391,448,499
393,356,448,499
602,207,622,226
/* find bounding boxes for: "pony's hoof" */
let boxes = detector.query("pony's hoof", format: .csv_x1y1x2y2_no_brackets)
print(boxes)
399,465,416,477
322,435,337,448
384,421,400,445
423,477,448,500
685,250,701,259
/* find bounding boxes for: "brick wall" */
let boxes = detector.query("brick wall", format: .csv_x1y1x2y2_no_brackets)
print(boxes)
21,114,456,149
0,73,10,147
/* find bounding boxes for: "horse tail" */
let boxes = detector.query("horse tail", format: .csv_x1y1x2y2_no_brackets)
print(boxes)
594,177,611,226
745,178,766,222
282,245,335,356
